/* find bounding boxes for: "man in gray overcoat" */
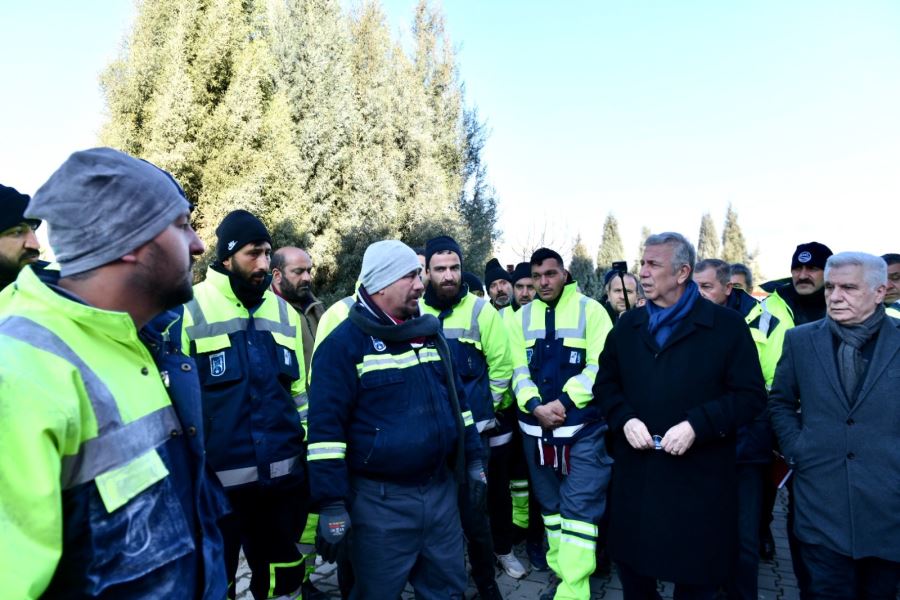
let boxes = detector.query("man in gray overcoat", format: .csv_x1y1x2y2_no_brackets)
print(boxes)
769,251,900,598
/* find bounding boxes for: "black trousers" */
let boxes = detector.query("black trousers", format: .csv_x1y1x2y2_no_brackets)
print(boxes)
616,561,718,600
222,478,308,600
799,540,900,600
727,463,766,600
460,441,497,592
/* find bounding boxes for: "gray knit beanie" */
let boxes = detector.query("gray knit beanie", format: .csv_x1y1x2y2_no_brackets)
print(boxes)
26,147,191,277
360,240,421,293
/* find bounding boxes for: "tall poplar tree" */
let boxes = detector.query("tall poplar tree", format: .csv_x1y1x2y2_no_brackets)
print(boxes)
697,212,720,260
570,235,600,299
596,213,625,278
721,204,749,265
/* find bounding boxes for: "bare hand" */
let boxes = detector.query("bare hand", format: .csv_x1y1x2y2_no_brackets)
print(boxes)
623,418,654,450
533,400,566,429
660,420,696,456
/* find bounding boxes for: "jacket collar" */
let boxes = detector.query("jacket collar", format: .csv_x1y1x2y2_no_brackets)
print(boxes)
812,315,900,412
9,264,141,345
631,296,716,353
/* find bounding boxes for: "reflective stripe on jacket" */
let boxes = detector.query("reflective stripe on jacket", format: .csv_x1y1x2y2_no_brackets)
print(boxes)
0,267,222,599
508,282,613,444
182,267,306,488
421,292,512,432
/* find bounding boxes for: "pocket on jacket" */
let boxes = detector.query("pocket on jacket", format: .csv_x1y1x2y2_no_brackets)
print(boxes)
197,346,243,386
359,369,408,411
275,343,300,387
85,473,193,594
454,342,486,380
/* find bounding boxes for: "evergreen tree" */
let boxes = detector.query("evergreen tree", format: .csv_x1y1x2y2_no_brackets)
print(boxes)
697,212,720,260
595,213,625,278
570,235,600,299
721,204,749,265
632,226,651,274
456,107,499,273
100,0,489,302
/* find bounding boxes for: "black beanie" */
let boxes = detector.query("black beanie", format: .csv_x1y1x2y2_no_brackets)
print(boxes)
463,272,484,294
484,258,512,286
791,241,832,270
511,262,532,284
0,184,39,232
216,210,273,262
425,235,463,268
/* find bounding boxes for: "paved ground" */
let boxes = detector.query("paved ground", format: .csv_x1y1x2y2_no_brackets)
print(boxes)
232,488,864,599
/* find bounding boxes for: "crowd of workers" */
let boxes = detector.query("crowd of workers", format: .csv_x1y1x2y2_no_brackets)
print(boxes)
0,148,897,600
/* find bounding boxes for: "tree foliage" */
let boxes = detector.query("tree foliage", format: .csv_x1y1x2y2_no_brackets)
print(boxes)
632,226,651,274
697,212,720,260
595,213,625,279
100,0,499,302
721,203,748,265
570,235,600,299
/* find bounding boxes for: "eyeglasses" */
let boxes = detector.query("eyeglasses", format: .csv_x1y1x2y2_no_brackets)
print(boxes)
1,223,38,238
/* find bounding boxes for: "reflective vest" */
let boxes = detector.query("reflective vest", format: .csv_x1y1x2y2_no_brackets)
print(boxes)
421,292,512,432
310,295,355,360
508,282,613,444
887,304,900,319
182,267,306,489
0,267,221,599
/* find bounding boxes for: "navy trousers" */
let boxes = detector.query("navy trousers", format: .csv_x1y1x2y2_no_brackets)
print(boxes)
348,470,466,600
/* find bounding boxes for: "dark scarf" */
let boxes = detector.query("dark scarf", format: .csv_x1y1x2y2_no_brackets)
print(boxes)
646,280,700,348
212,262,271,310
777,284,826,325
827,305,885,404
347,294,467,484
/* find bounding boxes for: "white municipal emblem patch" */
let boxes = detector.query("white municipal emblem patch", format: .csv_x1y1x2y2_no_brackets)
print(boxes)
210,351,226,377
569,350,580,364
798,251,812,263
283,348,291,366
227,240,237,251
371,337,386,352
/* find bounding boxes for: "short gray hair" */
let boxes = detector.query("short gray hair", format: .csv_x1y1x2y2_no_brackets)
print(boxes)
645,232,696,278
695,258,731,286
825,252,887,290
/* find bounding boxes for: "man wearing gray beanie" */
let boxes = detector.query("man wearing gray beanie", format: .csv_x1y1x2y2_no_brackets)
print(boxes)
307,239,486,599
0,147,229,598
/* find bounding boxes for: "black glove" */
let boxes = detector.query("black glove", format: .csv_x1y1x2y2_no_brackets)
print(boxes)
316,502,351,563
467,462,488,512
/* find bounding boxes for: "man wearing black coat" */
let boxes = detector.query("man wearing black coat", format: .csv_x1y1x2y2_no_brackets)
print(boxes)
594,232,767,599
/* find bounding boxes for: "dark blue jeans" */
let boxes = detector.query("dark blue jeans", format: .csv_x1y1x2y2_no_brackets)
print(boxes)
799,540,899,600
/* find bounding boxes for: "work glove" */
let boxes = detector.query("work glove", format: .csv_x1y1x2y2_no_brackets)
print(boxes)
467,462,488,513
316,502,351,563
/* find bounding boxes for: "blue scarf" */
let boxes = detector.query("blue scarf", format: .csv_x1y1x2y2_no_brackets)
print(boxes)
646,280,700,348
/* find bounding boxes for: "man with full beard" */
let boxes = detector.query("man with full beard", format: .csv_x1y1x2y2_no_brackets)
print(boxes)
272,246,325,373
0,184,41,291
182,210,309,600
421,235,516,598
0,147,228,598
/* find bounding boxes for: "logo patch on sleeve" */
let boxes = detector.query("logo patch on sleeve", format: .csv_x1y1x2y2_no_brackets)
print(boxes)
569,350,581,364
283,348,292,366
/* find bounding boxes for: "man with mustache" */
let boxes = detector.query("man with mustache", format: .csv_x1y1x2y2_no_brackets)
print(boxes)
272,247,325,373
759,241,832,595
507,247,614,600
183,210,309,600
420,235,516,598
485,258,514,311
0,184,41,291
0,148,228,598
